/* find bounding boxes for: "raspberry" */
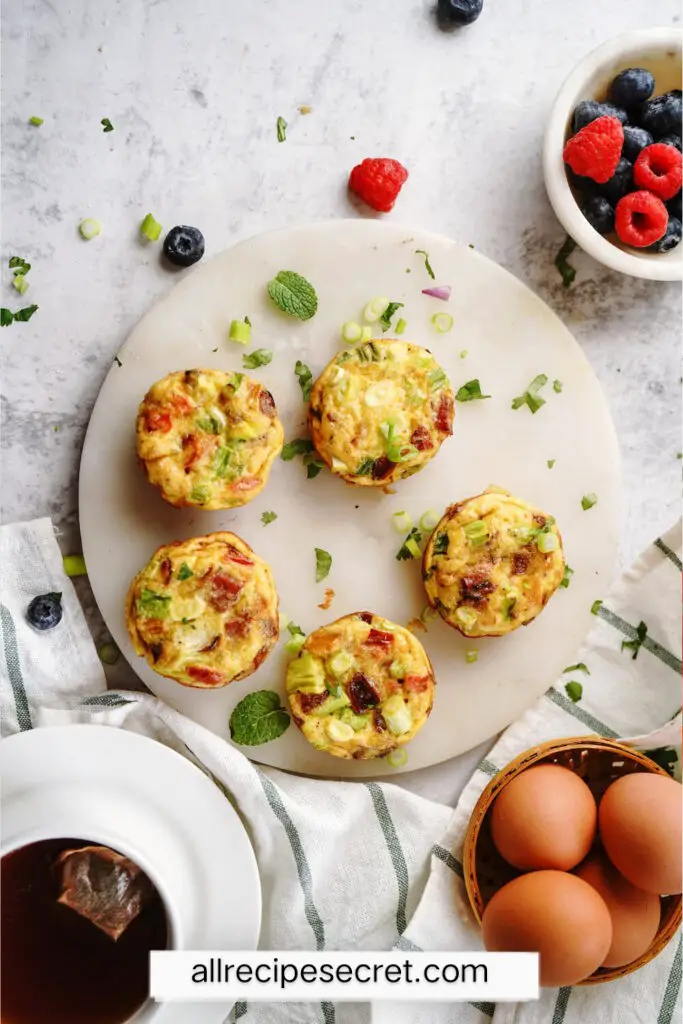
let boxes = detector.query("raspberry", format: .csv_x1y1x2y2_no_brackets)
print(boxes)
349,158,408,213
633,143,683,201
615,191,669,248
563,116,624,184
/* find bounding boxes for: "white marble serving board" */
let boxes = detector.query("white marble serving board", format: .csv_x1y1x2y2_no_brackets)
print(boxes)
79,219,620,777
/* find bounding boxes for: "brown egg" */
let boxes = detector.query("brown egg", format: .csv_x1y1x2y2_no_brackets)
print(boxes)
482,870,613,987
490,764,597,871
575,854,661,967
599,773,683,895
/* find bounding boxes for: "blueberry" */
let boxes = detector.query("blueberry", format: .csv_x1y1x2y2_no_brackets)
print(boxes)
668,192,682,220
27,592,63,631
634,90,682,138
436,0,483,26
582,195,615,235
622,125,654,162
599,158,633,205
571,100,628,133
163,225,205,267
566,167,599,198
659,134,682,152
608,67,655,107
650,216,682,253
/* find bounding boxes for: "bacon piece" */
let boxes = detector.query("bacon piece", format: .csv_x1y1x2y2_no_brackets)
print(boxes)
259,390,276,417
159,558,172,585
533,514,547,528
373,709,387,732
224,618,250,640
223,544,254,567
253,645,270,670
230,476,261,492
460,573,495,603
410,425,433,451
365,628,394,648
145,408,172,433
143,619,164,638
357,611,373,624
208,573,243,611
348,673,379,713
435,391,454,434
199,635,220,653
512,552,530,575
170,393,194,415
187,665,225,686
371,456,394,480
299,692,328,714
404,674,431,693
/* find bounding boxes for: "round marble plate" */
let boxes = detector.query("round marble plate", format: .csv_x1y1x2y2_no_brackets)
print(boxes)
79,220,620,778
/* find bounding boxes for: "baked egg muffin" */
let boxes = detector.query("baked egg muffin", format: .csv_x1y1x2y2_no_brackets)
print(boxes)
136,369,284,510
125,532,279,688
308,339,454,486
423,489,566,638
286,611,435,760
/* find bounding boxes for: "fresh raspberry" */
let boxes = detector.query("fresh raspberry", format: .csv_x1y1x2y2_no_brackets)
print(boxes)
615,191,669,248
633,143,683,201
563,116,624,184
349,158,409,213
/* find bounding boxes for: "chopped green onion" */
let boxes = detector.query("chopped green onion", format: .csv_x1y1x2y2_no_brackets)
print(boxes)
405,537,421,558
456,379,490,402
360,326,372,342
591,599,603,615
140,213,162,242
276,116,287,142
315,548,332,582
459,349,468,359
419,509,439,532
431,312,454,333
261,511,277,525
465,650,478,664
363,296,390,324
511,374,548,414
563,662,590,675
63,554,87,577
565,681,583,702
555,235,577,289
581,493,597,511
427,368,449,393
242,348,272,369
98,641,119,665
547,459,556,469
29,116,44,126
380,301,404,332
281,437,314,461
463,520,489,547
455,607,478,630
12,276,29,295
559,565,573,589
415,249,435,280
229,319,251,344
101,117,114,133
392,511,413,534
553,379,563,393
537,532,559,553
433,532,449,556
621,620,648,660
342,321,362,343
79,218,101,240
421,604,438,624
385,748,408,769
396,527,423,561
395,317,407,335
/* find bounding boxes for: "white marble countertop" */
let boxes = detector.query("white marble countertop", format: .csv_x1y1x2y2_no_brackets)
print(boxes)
2,1,681,804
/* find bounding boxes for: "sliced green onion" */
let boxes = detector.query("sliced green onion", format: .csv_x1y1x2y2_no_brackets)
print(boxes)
392,511,413,534
419,509,439,532
463,520,489,547
284,633,306,654
421,604,438,624
29,116,44,126
427,368,448,392
547,459,556,469
537,532,559,553
385,748,408,769
63,554,87,577
388,443,418,464
553,379,563,393
431,312,454,333
140,213,162,241
363,296,389,324
395,317,407,335
459,349,468,359
405,537,421,559
98,642,120,665
12,276,29,295
79,218,101,240
342,321,362,343
360,326,372,342
581,493,597,511
465,650,478,664
591,599,603,615
455,607,478,630
229,319,251,345
560,565,574,589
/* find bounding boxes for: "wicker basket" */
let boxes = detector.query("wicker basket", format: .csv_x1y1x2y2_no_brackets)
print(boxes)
463,736,682,985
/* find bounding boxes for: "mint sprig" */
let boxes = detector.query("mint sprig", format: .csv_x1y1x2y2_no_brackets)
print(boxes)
229,690,290,746
267,270,318,321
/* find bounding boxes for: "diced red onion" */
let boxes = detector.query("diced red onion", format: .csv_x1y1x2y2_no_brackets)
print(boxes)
422,285,451,301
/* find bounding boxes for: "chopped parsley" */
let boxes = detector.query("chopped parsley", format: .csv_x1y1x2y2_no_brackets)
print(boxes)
555,235,577,288
564,681,583,702
306,459,324,478
315,547,332,582
456,379,490,402
9,256,31,276
177,563,193,581
281,437,315,461
511,374,548,414
261,511,278,525
229,690,290,746
415,249,435,280
591,599,603,615
380,301,404,332
433,532,449,556
621,620,648,660
137,588,171,618
29,116,43,126
101,117,114,132
559,565,574,589
267,270,318,321
563,662,589,675
581,493,598,511
396,527,422,561
276,116,287,142
1,304,38,326
553,379,563,393
242,348,273,369
294,360,313,400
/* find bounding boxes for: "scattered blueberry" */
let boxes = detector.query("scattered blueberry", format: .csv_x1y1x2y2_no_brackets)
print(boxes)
163,225,205,267
571,100,628,133
650,216,682,252
27,592,63,631
600,158,634,205
582,195,615,235
436,0,483,25
622,125,654,162
608,67,655,107
659,134,682,152
634,90,682,138
667,192,682,220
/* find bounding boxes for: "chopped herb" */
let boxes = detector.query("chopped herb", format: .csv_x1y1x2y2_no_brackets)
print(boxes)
415,249,435,279
456,379,490,402
555,235,577,288
242,348,272,369
357,340,382,363
621,620,648,660
114,356,123,367
229,319,251,345
559,565,574,589
395,317,407,335
356,457,375,476
63,554,87,577
12,276,29,295
244,315,252,326
213,445,237,479
101,117,114,132
281,437,314,461
276,116,287,142
294,360,313,400
547,459,556,469
677,453,682,459
581,493,597,511
563,662,590,675
140,213,162,242
427,368,448,392
261,511,278,525
591,599,603,615
230,690,290,745
9,256,31,276
29,116,43,126
503,596,517,620
459,349,468,359
315,547,332,582
267,270,318,321
177,563,193,581
463,520,489,547
1,304,38,326
465,650,478,664
196,414,222,434
306,459,324,479
137,588,171,618
511,374,548,414
284,620,307,653
553,379,563,393
227,372,243,392
433,532,449,556
190,484,210,504
565,681,583,702
380,301,404,332
431,312,454,333
396,527,423,561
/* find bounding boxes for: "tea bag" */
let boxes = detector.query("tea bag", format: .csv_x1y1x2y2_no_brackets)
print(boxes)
55,845,153,940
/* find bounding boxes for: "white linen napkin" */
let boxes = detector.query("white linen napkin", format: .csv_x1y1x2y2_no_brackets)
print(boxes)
1,517,680,1024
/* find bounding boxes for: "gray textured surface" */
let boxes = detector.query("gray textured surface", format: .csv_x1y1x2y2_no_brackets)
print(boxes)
2,1,681,734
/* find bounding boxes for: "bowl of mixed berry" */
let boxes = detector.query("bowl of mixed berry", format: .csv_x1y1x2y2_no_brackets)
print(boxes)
544,28,682,281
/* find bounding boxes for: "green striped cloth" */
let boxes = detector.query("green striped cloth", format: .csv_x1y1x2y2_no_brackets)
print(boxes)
1,519,681,1024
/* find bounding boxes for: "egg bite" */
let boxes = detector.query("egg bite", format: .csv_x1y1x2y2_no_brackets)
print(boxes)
286,611,435,760
125,532,279,689
422,489,565,638
308,339,454,486
136,369,284,510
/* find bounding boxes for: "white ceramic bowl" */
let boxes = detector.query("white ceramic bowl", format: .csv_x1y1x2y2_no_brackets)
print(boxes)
544,28,683,281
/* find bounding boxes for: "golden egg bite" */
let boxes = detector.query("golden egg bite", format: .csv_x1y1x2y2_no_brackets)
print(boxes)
423,489,566,638
125,532,279,688
286,611,435,760
136,369,284,510
308,339,454,486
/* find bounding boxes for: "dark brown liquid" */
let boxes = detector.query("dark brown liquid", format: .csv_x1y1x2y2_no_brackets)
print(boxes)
1,838,168,1024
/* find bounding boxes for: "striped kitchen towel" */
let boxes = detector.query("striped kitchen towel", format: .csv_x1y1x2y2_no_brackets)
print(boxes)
1,518,681,1024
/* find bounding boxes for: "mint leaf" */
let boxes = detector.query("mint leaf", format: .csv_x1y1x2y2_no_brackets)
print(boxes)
242,349,272,370
315,547,332,582
261,511,277,525
415,249,435,280
9,256,31,276
456,379,490,402
555,235,577,288
101,117,114,132
229,690,290,746
563,662,589,675
564,681,583,702
294,360,313,400
281,437,314,461
511,374,548,414
621,620,648,660
177,563,193,581
1,304,38,326
306,459,324,479
267,270,318,321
